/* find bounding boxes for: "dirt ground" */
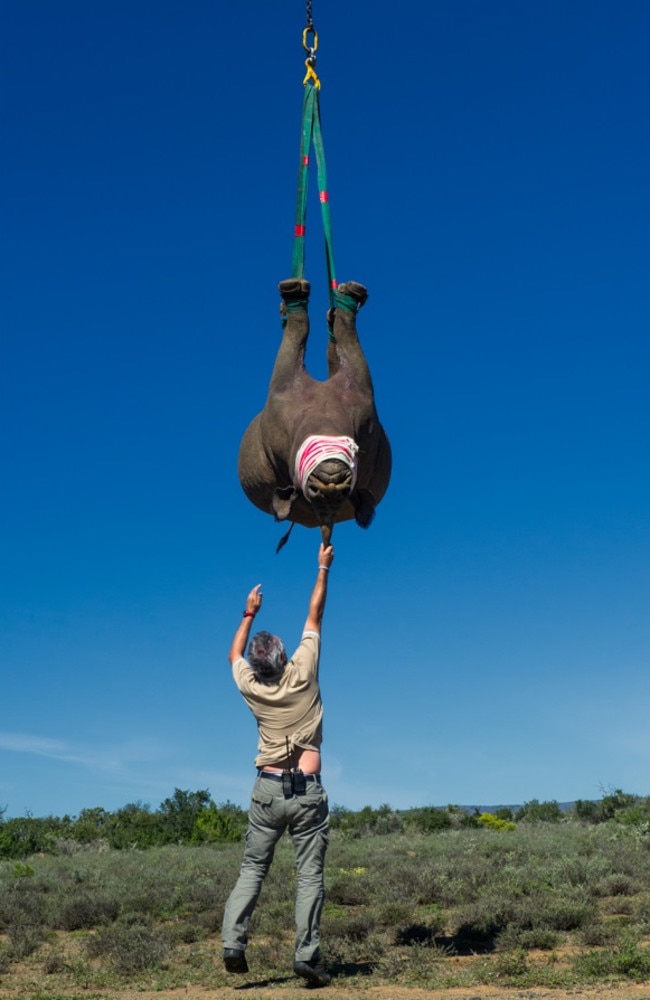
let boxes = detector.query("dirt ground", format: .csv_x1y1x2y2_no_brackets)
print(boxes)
88,986,649,999
2,984,650,999
1,942,649,999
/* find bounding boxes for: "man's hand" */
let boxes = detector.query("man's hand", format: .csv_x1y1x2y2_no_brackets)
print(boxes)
306,543,333,633
229,584,262,665
318,544,334,571
245,584,263,617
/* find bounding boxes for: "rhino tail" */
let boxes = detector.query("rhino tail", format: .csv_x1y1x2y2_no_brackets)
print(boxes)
276,521,296,554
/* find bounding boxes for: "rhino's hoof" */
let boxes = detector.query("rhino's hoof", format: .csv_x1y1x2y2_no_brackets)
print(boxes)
279,278,311,303
337,281,368,308
332,282,368,317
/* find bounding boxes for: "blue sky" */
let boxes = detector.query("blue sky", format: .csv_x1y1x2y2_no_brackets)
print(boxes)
2,0,649,820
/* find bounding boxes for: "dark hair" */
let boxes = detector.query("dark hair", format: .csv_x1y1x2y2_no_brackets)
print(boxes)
247,631,287,684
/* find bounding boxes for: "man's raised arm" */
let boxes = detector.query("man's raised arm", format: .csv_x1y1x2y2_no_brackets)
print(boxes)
304,543,334,634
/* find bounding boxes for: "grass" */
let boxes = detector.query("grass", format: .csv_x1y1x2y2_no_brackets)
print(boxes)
1,820,650,992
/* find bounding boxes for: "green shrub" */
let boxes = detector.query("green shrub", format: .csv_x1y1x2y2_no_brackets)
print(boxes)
193,801,247,843
515,800,563,823
58,893,120,930
374,901,414,928
600,789,639,820
574,799,602,823
86,913,171,973
0,943,11,973
403,807,453,834
593,872,637,897
477,813,516,832
497,926,562,950
327,872,371,906
394,923,438,946
574,936,650,980
573,790,650,826
330,804,403,838
104,802,164,849
579,921,619,946
11,862,35,877
494,946,529,977
323,910,375,942
0,816,64,858
534,895,597,931
6,923,45,959
454,901,511,952
0,880,49,931
41,948,68,974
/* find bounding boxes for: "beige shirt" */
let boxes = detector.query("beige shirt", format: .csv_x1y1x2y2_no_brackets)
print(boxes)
232,631,323,768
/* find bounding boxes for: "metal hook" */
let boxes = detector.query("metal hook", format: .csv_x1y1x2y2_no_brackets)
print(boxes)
302,26,318,55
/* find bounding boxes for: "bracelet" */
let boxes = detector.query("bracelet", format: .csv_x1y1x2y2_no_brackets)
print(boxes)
318,565,329,571
243,610,256,618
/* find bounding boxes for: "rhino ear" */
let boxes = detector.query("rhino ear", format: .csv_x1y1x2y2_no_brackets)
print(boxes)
353,489,376,529
272,485,298,522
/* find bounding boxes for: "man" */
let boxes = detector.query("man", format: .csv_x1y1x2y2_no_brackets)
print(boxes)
221,541,334,988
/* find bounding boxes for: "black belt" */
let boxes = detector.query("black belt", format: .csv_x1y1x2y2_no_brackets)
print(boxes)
258,771,321,785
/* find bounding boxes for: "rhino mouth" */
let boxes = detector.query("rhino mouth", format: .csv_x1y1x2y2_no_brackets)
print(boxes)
304,458,353,515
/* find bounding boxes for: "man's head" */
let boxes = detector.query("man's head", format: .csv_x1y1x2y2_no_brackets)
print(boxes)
248,631,287,684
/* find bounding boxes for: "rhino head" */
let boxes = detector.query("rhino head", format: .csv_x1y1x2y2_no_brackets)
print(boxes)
272,435,368,546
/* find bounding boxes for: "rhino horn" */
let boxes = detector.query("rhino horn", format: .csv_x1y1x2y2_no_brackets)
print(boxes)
320,522,333,546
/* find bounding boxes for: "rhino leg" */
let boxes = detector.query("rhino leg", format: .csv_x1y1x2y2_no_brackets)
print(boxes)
267,279,312,392
326,282,373,393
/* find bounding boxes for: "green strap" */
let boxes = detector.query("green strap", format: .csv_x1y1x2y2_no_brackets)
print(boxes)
333,290,359,314
291,82,337,308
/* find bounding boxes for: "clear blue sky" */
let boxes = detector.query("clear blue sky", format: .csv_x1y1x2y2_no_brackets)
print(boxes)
2,1,649,820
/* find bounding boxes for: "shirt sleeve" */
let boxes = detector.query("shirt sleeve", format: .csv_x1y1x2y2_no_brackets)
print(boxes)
290,631,321,682
231,657,252,693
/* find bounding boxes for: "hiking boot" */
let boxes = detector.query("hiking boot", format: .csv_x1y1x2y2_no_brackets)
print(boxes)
294,951,331,987
223,948,248,973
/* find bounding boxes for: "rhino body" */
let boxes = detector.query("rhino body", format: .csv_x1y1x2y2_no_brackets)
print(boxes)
238,280,392,545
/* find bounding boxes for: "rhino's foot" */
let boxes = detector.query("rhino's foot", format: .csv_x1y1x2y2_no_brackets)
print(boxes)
279,278,311,314
327,282,368,330
336,281,368,311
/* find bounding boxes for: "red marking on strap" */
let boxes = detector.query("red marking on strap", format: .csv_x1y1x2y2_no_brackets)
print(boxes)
294,225,306,237
319,190,329,203
330,279,338,289
303,155,309,165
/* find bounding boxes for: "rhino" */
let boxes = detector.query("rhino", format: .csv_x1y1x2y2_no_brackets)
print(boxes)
238,278,392,547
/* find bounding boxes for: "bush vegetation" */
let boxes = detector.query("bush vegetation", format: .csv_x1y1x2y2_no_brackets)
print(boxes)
0,788,649,991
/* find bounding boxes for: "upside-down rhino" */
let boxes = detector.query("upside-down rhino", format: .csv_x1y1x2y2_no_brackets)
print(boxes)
238,278,392,547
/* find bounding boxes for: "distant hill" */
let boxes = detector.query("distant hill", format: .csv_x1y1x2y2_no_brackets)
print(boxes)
465,801,578,814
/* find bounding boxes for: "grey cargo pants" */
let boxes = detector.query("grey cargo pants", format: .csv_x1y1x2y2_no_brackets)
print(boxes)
221,773,329,961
